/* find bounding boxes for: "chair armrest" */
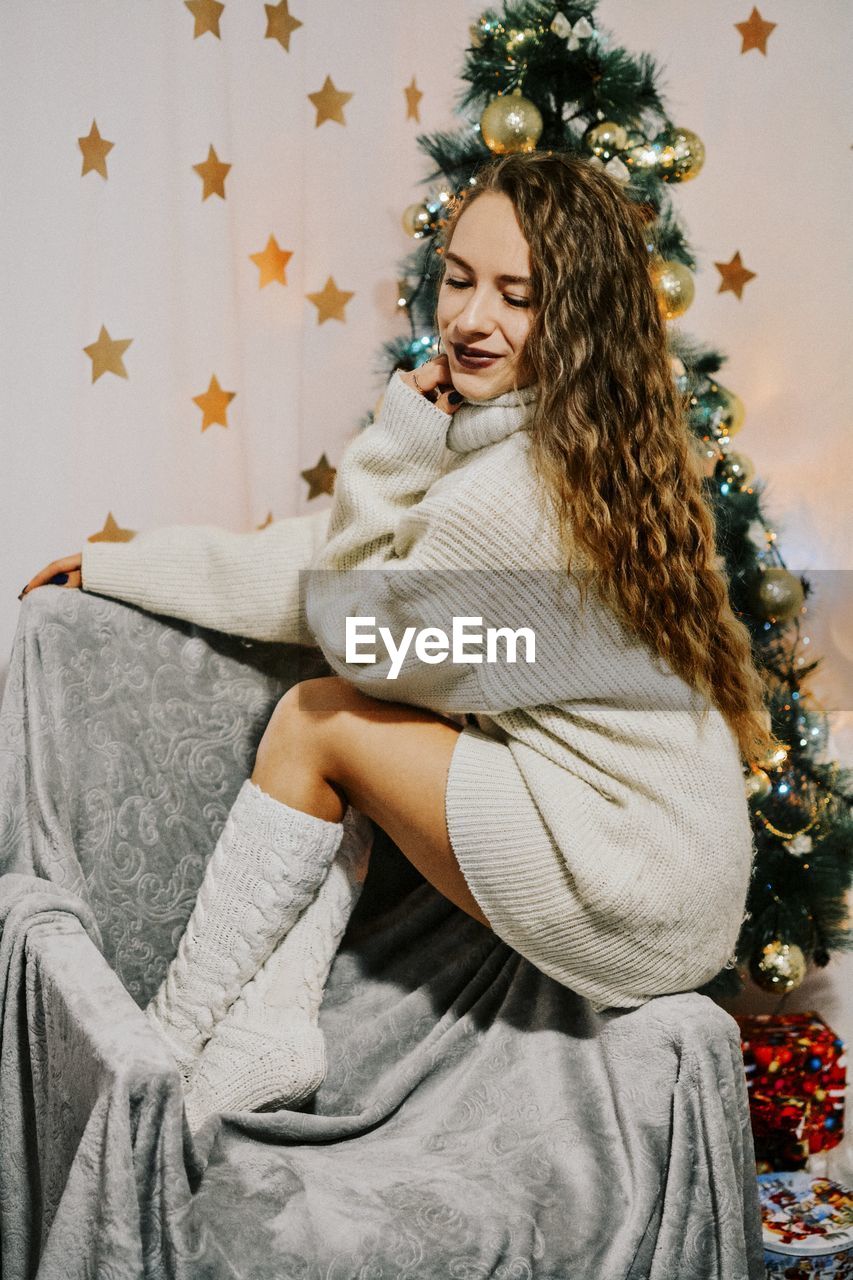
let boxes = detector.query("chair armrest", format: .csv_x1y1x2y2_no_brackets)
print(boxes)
3,908,198,1276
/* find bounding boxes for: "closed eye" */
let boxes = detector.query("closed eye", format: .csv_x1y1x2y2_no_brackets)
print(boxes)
444,278,530,309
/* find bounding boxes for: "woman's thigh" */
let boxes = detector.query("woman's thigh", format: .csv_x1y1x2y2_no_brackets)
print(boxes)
265,676,491,929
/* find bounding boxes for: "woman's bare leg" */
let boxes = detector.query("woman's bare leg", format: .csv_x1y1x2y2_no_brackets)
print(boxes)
250,675,491,930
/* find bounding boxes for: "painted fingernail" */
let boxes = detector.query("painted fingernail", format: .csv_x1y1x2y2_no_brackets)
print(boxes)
448,391,463,404
50,572,69,585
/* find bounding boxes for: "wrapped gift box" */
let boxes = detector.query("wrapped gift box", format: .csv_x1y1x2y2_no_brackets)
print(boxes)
735,1011,846,1170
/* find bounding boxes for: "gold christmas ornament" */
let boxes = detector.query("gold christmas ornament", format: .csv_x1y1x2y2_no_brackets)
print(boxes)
622,131,659,174
480,90,543,154
753,568,805,625
401,202,432,237
745,768,772,804
650,126,706,183
651,258,695,319
585,120,629,161
714,450,755,490
750,939,808,994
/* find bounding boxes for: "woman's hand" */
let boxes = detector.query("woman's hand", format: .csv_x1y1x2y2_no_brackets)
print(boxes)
18,552,83,600
398,355,464,415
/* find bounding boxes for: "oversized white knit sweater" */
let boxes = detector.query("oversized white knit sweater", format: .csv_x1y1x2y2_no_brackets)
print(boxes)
81,369,756,1013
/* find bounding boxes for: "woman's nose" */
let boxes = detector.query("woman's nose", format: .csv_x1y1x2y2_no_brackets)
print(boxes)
456,289,498,334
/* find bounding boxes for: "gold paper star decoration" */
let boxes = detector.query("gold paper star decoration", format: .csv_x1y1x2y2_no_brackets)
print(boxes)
88,512,136,544
265,0,302,51
83,325,133,382
307,76,353,127
301,454,336,499
404,76,423,122
193,374,236,431
714,251,757,299
185,0,224,39
306,276,354,324
193,145,231,201
734,7,777,55
78,120,114,179
249,235,294,288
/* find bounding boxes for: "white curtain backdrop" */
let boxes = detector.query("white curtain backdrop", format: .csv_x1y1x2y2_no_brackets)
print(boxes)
2,0,852,1170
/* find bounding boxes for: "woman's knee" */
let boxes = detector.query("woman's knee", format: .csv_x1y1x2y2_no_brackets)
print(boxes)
256,677,354,767
277,675,362,721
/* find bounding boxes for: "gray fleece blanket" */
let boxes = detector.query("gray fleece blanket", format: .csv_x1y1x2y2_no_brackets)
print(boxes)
0,586,765,1279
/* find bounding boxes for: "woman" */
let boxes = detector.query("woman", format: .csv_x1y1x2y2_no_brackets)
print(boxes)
20,151,782,1133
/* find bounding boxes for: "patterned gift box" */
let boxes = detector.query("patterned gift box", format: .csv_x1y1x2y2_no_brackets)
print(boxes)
735,1011,846,1171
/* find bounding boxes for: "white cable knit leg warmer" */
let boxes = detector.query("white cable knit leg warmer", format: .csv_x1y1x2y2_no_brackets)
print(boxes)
145,777,347,1082
182,805,373,1133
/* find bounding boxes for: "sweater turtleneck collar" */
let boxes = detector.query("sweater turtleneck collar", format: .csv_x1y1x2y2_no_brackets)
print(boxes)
445,381,539,454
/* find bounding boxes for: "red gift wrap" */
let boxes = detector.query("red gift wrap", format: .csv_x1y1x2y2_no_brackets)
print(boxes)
735,1011,846,1171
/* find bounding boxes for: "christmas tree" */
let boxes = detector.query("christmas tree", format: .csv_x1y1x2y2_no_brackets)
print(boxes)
366,0,853,1006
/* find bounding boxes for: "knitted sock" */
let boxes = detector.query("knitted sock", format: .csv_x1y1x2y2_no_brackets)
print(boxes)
145,777,347,1082
181,805,373,1133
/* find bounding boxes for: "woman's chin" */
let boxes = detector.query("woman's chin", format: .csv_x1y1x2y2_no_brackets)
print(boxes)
449,364,510,399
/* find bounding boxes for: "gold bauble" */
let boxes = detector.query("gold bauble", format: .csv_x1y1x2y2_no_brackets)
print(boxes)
622,131,658,173
651,258,695,319
585,120,628,161
750,939,808,994
753,568,805,625
745,768,772,803
650,126,706,183
714,450,755,490
480,90,543,154
401,202,432,237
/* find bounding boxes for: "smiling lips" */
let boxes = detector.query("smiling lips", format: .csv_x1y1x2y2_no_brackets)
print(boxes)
453,343,504,361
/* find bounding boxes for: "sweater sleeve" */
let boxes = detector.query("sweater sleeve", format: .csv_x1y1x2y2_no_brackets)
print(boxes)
81,504,332,645
304,370,582,715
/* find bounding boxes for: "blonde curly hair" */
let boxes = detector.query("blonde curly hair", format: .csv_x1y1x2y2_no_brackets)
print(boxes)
435,150,783,771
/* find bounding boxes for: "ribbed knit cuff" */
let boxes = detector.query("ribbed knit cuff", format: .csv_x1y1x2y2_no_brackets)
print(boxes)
377,370,457,469
80,538,141,597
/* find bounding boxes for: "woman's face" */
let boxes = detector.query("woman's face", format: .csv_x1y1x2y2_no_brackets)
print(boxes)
437,191,536,401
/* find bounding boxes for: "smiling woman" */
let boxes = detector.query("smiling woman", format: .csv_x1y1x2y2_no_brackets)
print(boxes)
53,150,782,1138
435,190,537,399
